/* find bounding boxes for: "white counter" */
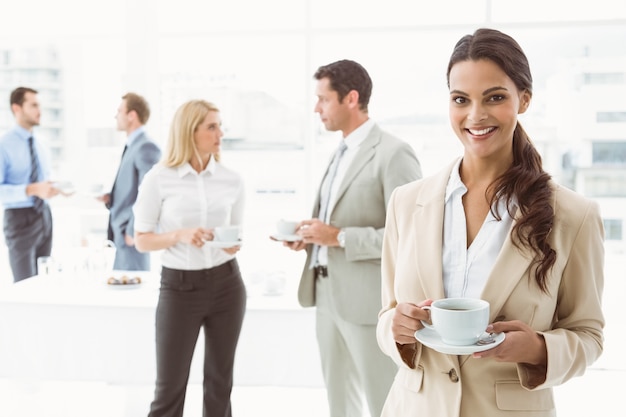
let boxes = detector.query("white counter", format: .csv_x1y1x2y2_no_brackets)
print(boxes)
0,272,323,388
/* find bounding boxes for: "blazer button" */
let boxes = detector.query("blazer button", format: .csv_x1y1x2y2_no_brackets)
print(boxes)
448,369,459,383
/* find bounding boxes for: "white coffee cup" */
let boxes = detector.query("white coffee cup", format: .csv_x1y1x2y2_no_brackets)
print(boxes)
53,181,75,194
420,298,489,346
276,219,298,235
214,226,240,242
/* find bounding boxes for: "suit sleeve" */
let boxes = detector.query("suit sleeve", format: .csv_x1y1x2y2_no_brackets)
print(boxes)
126,142,161,237
519,198,605,390
376,185,421,369
344,141,422,262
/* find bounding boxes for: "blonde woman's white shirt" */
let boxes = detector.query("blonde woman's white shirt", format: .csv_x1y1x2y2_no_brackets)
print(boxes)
133,158,245,270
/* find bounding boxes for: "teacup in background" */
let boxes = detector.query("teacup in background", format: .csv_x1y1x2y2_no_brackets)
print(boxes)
214,226,240,242
420,298,489,346
276,219,299,235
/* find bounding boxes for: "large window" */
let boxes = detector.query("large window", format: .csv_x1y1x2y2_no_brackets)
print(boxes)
604,218,624,241
592,141,626,165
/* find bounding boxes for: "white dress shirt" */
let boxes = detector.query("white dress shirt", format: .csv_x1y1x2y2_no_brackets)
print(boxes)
315,118,374,267
133,158,245,270
442,158,516,299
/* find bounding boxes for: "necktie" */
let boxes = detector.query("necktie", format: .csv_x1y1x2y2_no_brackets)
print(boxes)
109,145,128,207
311,141,348,267
28,136,44,213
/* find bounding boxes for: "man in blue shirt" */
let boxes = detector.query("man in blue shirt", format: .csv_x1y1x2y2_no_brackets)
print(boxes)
0,86,61,282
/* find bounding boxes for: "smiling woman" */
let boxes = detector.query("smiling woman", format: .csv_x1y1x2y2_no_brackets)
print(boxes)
376,27,605,417
448,59,531,167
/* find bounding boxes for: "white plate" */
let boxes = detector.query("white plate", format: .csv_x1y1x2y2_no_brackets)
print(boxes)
105,274,144,289
80,190,105,198
79,184,106,197
204,240,243,248
106,282,142,290
270,233,302,242
414,327,505,355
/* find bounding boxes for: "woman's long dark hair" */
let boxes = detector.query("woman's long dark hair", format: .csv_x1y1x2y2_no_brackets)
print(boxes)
447,28,555,293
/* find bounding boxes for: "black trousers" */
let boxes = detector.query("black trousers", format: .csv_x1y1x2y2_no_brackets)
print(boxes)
148,259,247,417
3,205,53,282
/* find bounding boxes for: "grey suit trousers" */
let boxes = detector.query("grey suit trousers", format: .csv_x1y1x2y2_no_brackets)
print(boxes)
315,275,396,417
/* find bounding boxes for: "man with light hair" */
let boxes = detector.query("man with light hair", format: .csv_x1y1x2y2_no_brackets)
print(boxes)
98,92,161,271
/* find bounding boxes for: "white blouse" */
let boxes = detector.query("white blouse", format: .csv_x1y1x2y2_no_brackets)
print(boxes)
133,158,245,270
442,158,516,299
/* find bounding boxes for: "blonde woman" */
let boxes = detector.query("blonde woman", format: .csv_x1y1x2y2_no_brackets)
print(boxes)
134,99,245,417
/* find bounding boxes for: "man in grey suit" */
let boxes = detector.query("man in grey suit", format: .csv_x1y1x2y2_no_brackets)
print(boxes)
282,60,422,417
98,92,161,271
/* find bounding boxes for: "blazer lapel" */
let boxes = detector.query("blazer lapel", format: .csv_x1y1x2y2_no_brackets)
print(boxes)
333,126,380,207
480,208,535,322
413,161,455,300
311,159,331,217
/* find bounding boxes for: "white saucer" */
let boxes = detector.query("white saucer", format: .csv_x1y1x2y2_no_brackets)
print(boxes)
53,181,76,194
414,327,505,355
270,233,302,242
204,240,243,248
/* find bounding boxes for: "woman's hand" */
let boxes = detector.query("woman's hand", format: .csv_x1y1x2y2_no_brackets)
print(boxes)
392,300,433,345
177,228,212,248
472,320,547,366
221,245,241,255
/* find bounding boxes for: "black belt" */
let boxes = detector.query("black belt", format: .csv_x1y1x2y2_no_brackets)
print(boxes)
313,265,328,278
162,259,236,279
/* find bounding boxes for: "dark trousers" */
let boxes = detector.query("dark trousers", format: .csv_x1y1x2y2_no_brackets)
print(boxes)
148,259,247,417
3,205,53,282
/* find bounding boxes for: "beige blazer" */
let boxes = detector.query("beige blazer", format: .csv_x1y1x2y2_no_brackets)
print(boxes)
297,124,422,324
376,159,605,417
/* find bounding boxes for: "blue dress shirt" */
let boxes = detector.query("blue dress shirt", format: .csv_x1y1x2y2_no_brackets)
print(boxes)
0,126,51,209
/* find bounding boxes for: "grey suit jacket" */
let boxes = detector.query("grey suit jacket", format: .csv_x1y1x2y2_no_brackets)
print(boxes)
107,132,161,251
297,124,422,324
377,159,605,417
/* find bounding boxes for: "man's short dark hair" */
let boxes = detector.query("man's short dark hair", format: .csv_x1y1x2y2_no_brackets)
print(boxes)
314,60,372,112
123,92,150,124
10,87,38,107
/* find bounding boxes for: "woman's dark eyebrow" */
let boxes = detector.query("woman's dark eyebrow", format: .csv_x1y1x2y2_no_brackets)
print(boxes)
449,86,509,96
482,86,508,96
